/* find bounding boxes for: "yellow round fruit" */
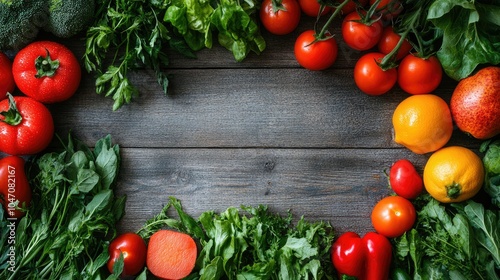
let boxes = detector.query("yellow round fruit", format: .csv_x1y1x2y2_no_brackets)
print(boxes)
423,146,484,203
392,94,453,154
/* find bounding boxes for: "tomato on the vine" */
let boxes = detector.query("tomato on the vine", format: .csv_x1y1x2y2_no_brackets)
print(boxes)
397,54,442,95
299,0,331,17
371,196,416,238
354,52,397,95
389,159,423,200
336,0,368,15
12,40,81,104
0,94,54,156
107,232,147,277
341,11,383,51
294,30,338,71
377,26,412,60
0,155,31,218
260,0,301,35
0,52,15,101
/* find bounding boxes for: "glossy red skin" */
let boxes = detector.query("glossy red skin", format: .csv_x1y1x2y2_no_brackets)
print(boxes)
341,11,383,51
294,30,338,71
0,53,15,101
332,231,392,280
0,156,31,218
12,40,81,104
354,52,397,95
397,54,442,95
450,66,500,139
260,0,301,35
371,196,416,238
107,232,147,277
0,96,54,155
299,0,331,17
377,26,412,60
389,159,423,199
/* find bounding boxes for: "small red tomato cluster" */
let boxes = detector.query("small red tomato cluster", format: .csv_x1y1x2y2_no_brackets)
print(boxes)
332,158,422,279
259,0,443,96
0,40,81,219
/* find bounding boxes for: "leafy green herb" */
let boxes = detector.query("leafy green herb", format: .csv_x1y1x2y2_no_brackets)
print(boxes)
138,196,336,279
84,0,264,111
392,195,500,280
480,139,500,208
0,134,125,280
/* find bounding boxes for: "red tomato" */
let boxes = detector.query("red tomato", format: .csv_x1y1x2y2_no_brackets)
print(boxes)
341,11,383,51
0,156,31,218
377,26,412,60
12,40,81,104
0,53,15,101
260,0,301,35
294,30,338,71
371,196,416,238
389,159,423,199
107,232,147,277
0,94,54,155
354,52,397,95
299,0,331,17
397,54,442,95
370,0,402,20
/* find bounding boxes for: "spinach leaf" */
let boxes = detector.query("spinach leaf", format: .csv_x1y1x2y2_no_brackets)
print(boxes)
427,0,500,80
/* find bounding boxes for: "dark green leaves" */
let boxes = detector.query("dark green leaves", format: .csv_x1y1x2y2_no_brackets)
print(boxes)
0,134,125,279
427,0,500,80
84,0,265,110
481,139,500,208
138,197,336,279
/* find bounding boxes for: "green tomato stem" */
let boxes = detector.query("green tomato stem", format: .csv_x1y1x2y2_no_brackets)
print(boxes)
0,93,22,126
35,49,60,78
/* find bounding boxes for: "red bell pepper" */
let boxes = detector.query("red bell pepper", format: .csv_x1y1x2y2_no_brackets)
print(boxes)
332,231,392,280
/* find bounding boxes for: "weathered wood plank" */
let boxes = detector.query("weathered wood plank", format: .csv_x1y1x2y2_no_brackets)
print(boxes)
50,68,478,149
114,147,429,235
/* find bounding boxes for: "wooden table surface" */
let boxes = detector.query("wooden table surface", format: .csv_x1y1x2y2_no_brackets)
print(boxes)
42,17,481,236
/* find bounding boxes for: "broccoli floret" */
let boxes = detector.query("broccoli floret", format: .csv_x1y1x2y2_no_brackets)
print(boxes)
44,0,96,38
0,0,49,51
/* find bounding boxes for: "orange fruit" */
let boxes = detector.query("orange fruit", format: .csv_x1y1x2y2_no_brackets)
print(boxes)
392,94,453,154
423,146,484,203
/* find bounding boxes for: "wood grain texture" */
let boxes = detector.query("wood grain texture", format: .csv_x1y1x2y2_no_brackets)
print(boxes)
38,18,483,237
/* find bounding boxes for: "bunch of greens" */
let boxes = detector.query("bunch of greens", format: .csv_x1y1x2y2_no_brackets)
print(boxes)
0,134,126,280
390,0,500,81
137,196,336,279
392,192,500,279
83,0,264,111
481,139,500,208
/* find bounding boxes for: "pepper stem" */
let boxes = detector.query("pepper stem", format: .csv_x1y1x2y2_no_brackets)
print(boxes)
446,182,462,199
0,93,23,126
35,49,60,78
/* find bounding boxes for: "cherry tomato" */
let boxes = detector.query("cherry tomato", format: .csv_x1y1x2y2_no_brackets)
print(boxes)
260,0,301,35
371,196,416,238
0,94,54,156
107,232,147,277
377,26,412,60
294,30,338,71
0,156,31,218
370,0,402,20
341,11,383,51
298,0,331,17
389,159,423,199
354,52,397,95
12,40,81,104
397,54,442,95
0,52,15,101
